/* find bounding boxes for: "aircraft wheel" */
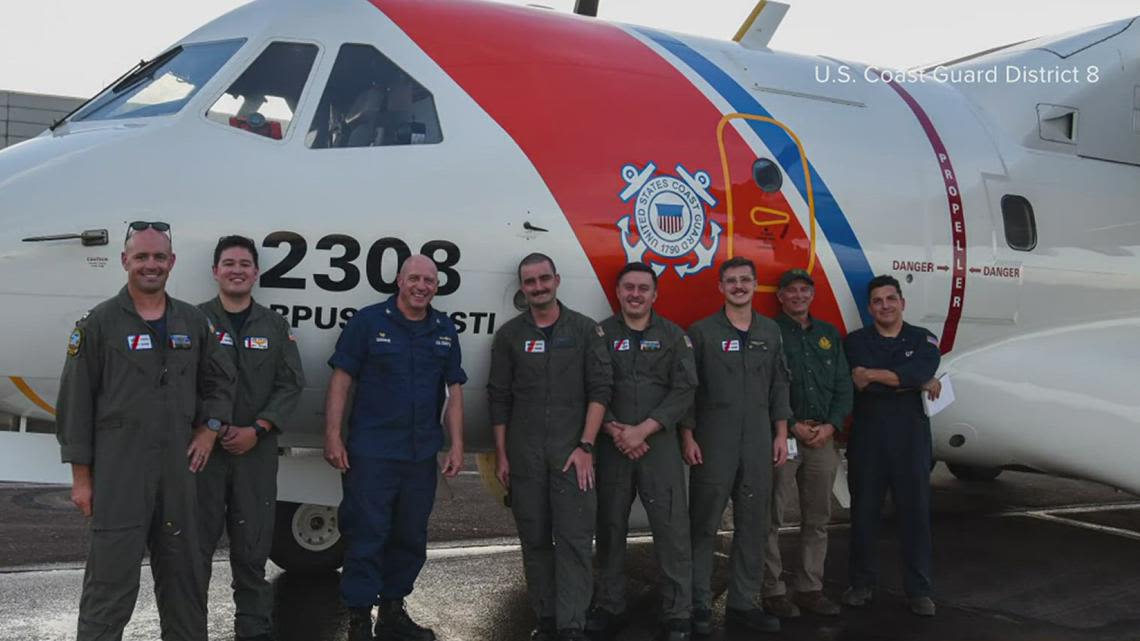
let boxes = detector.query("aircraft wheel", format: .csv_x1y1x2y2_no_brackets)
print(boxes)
947,463,1003,482
270,501,345,574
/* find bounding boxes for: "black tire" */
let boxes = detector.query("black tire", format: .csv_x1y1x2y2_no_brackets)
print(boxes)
270,501,345,575
946,463,1003,482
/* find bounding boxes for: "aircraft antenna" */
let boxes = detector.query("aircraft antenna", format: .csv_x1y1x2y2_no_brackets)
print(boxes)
574,0,598,17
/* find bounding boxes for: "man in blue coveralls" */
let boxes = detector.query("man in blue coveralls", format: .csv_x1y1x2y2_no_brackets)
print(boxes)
841,275,941,617
323,255,467,641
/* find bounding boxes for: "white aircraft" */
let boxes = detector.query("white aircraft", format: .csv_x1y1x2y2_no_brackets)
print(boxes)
1,0,1137,572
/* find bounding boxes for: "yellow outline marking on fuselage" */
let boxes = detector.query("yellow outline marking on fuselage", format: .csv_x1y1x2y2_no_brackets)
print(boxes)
716,113,817,293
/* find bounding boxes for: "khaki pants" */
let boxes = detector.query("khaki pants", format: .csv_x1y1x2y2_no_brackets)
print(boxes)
762,440,839,597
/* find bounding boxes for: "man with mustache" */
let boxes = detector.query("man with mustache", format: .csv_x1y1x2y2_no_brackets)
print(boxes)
588,262,697,641
197,235,305,641
841,275,941,617
325,255,467,641
56,221,235,641
682,256,791,636
488,252,613,641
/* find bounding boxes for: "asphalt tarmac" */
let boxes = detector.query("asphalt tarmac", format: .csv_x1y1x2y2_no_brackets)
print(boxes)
3,461,1140,641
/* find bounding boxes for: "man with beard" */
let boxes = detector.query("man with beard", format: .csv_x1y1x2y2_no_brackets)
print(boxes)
682,256,791,636
488,253,612,641
197,235,305,641
325,255,467,641
56,221,235,641
588,262,697,641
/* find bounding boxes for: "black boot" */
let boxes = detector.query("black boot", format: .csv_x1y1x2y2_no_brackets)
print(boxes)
348,607,375,641
531,617,557,641
376,599,436,641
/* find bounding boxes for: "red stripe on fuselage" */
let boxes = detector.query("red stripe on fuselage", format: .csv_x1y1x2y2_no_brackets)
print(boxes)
878,75,965,353
374,0,844,330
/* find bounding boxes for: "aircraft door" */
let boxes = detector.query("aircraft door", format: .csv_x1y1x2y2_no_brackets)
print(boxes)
716,113,817,294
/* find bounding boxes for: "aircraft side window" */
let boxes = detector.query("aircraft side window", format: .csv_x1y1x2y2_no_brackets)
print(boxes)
207,42,319,141
307,43,443,149
1001,195,1037,251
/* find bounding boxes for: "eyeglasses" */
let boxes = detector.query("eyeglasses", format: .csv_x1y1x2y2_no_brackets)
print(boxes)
125,221,172,242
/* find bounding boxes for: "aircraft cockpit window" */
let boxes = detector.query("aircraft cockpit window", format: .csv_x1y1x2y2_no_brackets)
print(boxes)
207,42,319,141
1001,195,1038,251
74,40,245,122
307,44,443,149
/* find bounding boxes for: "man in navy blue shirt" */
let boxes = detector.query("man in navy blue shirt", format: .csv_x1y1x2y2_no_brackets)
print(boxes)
841,275,941,618
324,255,466,641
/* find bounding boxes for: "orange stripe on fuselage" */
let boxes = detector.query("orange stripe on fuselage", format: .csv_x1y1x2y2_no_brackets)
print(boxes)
10,377,56,416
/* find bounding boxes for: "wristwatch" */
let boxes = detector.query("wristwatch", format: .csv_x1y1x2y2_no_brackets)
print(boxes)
577,441,594,454
206,418,223,432
253,422,269,438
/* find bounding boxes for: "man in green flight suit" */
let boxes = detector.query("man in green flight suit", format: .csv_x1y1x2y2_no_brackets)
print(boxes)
761,269,852,619
488,252,613,641
56,221,235,641
588,262,697,641
197,235,305,641
682,256,792,636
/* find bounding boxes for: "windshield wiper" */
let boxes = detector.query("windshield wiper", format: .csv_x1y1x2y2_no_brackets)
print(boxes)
110,46,182,96
49,47,182,131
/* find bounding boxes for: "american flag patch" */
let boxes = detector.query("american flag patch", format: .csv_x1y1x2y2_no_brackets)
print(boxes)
613,339,631,352
127,334,153,351
244,337,269,350
216,331,234,346
524,340,545,353
656,203,684,235
721,339,741,352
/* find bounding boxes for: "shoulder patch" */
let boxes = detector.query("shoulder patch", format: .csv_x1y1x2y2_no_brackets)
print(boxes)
67,328,83,357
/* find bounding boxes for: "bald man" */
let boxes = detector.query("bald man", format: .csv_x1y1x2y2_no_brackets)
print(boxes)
56,221,234,641
325,255,467,641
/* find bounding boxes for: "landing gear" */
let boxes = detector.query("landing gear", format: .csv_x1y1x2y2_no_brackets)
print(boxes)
270,501,345,574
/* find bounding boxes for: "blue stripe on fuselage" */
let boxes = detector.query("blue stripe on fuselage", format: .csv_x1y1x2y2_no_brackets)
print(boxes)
636,28,874,327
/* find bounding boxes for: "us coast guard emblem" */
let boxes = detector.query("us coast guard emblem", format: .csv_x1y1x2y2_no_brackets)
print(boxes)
616,162,722,279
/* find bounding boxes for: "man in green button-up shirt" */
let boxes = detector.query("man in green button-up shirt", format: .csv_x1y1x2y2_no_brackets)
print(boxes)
761,269,852,619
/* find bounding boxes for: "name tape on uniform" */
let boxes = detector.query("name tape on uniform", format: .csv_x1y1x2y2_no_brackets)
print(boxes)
640,340,661,351
524,340,546,353
613,339,631,352
721,339,741,352
216,331,234,346
127,334,153,351
244,337,269,350
169,334,192,350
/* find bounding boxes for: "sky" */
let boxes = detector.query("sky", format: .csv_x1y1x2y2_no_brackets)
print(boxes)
1,0,1136,98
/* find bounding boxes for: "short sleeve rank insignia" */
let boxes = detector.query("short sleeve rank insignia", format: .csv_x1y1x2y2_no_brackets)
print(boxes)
818,336,832,350
683,335,693,349
67,329,83,357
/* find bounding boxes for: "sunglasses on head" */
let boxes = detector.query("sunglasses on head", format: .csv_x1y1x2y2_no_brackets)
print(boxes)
125,221,172,241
